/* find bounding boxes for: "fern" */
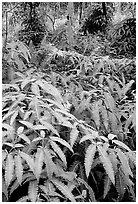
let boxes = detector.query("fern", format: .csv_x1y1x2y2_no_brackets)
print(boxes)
5,153,14,186
97,145,115,184
108,150,118,173
113,140,131,152
34,148,44,181
28,180,38,202
84,144,97,177
50,140,67,167
15,153,23,185
51,179,76,202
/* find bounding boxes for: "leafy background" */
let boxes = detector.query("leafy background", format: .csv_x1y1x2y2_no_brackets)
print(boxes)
2,2,136,202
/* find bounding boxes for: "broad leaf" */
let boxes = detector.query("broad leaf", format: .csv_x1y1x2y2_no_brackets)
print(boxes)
5,153,14,186
28,180,38,202
15,154,23,185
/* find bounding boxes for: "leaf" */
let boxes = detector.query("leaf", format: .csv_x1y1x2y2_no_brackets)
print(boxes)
5,153,14,186
15,154,23,185
39,119,59,136
80,131,98,143
104,92,115,112
113,140,131,152
2,110,16,122
115,171,126,200
34,148,44,181
43,147,54,178
21,77,31,90
28,180,38,202
19,120,34,129
123,80,134,96
92,102,100,129
16,196,29,202
20,151,35,173
51,179,76,202
77,177,96,202
70,126,79,147
117,148,133,177
17,126,24,135
31,83,40,96
18,133,30,144
50,140,67,166
50,136,73,152
97,145,115,184
85,144,97,178
103,175,112,198
108,150,118,173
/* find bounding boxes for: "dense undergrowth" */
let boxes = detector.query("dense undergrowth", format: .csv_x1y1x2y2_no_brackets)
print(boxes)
2,2,136,202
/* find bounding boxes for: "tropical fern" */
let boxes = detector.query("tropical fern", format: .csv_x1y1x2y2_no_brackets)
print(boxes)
20,151,35,173
70,125,79,147
103,175,112,198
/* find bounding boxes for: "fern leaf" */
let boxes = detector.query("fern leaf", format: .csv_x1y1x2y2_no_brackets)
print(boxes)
113,140,131,152
117,148,133,177
70,126,79,147
85,144,96,177
5,153,14,186
103,175,112,198
51,179,76,202
50,136,73,152
15,154,23,185
20,151,35,173
50,140,67,166
34,148,44,181
97,145,115,184
28,180,38,202
43,147,54,178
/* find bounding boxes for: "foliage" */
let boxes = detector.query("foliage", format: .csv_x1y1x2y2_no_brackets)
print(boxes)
2,2,136,202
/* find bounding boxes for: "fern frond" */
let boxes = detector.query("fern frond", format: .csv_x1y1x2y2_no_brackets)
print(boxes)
50,140,67,166
51,179,76,202
20,151,35,173
84,144,96,177
80,133,96,144
117,148,133,177
28,180,38,202
97,145,115,184
103,175,112,198
34,148,44,181
70,126,79,147
5,153,14,186
15,154,23,185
